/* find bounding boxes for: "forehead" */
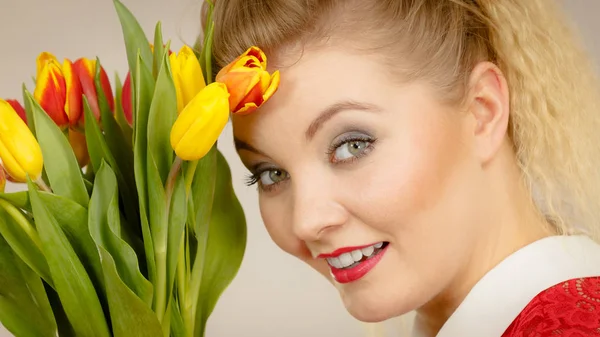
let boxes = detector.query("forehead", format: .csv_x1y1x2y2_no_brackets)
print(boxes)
231,47,395,146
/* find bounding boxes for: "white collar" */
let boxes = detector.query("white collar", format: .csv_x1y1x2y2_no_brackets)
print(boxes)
413,235,600,337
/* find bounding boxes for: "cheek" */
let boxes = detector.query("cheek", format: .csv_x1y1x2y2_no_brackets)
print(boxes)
349,113,475,246
258,195,312,259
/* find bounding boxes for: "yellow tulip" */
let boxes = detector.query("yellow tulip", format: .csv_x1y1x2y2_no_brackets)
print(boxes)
0,99,44,182
169,45,206,113
170,82,229,161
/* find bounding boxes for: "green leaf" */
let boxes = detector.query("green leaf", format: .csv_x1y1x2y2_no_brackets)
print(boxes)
94,59,141,232
153,22,166,79
45,286,76,337
192,146,218,235
147,155,168,316
112,0,153,82
26,91,89,208
89,162,153,305
27,179,110,337
133,55,157,285
199,1,215,82
0,191,103,292
99,248,163,337
0,235,57,337
0,191,29,209
147,45,177,184
170,300,185,337
0,199,52,287
166,173,187,319
21,83,35,135
145,47,178,322
192,150,247,336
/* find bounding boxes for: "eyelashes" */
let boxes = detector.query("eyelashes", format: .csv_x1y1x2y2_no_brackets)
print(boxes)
244,132,377,192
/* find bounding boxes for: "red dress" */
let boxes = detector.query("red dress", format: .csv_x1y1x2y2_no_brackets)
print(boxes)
502,277,600,337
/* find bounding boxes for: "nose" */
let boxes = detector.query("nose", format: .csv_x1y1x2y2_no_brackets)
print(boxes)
291,176,349,242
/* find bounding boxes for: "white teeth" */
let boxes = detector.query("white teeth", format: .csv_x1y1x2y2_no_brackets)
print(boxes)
361,245,375,257
339,253,354,267
325,242,386,269
326,257,342,269
351,250,363,262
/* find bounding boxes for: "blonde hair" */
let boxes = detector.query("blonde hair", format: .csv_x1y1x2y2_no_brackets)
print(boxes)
204,0,600,335
204,0,600,241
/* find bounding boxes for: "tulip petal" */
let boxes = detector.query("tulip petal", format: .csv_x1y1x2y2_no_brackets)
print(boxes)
98,65,115,112
235,77,265,113
36,52,58,78
34,59,69,127
170,45,206,113
179,49,206,108
170,83,230,160
121,72,133,125
6,99,27,124
262,70,281,102
234,102,259,115
74,58,100,120
169,53,186,113
217,69,262,112
62,59,83,125
0,141,28,182
0,100,44,181
216,46,267,81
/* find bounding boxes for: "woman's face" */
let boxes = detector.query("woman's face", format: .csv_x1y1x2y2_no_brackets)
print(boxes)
232,47,489,322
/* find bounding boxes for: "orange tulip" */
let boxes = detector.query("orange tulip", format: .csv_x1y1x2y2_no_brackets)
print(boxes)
73,58,114,122
215,46,280,115
5,99,27,124
34,52,83,128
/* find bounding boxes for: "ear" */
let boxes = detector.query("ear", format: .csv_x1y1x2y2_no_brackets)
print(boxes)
466,61,510,164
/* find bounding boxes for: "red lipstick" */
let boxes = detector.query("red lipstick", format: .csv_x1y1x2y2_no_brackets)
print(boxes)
321,243,389,284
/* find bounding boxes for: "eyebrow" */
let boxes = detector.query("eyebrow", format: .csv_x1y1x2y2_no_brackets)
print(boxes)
233,100,381,155
305,100,381,141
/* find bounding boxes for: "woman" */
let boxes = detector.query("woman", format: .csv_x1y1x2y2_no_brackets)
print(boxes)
208,0,600,336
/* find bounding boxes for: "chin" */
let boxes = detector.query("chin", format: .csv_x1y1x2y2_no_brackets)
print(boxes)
337,285,416,323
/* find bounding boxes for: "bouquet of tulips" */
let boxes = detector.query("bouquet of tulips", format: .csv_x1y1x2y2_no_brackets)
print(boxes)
0,1,279,336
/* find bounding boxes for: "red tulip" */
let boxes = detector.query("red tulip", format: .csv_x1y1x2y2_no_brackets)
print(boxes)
73,58,114,122
34,52,83,128
121,72,133,125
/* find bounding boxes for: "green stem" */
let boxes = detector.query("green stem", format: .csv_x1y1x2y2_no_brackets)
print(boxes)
155,250,167,322
184,160,198,196
155,156,184,323
35,178,52,193
186,220,210,335
177,232,189,336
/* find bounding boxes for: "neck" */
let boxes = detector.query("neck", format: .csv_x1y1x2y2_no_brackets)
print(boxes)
414,148,556,336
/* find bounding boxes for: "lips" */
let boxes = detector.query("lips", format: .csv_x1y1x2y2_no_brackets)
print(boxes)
319,242,389,284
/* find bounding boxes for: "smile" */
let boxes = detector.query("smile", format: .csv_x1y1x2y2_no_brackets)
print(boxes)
319,242,389,284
